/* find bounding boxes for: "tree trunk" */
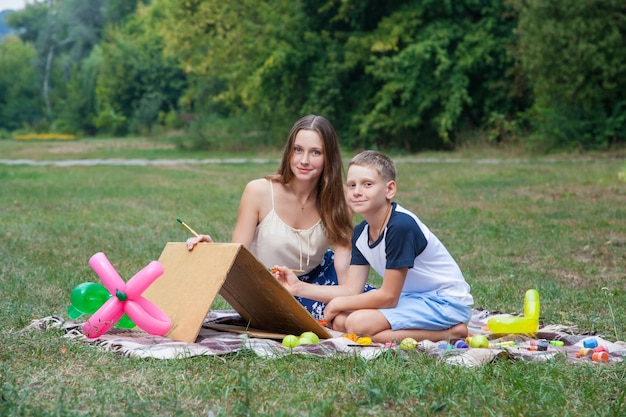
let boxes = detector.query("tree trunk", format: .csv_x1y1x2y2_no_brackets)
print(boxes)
43,45,54,118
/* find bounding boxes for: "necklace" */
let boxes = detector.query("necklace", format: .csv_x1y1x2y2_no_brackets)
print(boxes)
372,203,392,243
297,193,313,212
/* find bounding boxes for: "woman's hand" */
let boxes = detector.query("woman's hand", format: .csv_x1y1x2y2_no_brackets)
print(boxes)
271,265,301,296
186,234,214,251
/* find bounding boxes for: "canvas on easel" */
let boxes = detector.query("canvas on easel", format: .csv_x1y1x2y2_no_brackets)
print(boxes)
142,242,332,343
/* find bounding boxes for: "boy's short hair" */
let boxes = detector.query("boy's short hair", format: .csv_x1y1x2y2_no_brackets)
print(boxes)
348,150,396,182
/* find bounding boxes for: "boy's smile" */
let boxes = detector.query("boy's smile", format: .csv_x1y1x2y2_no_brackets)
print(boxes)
345,165,392,214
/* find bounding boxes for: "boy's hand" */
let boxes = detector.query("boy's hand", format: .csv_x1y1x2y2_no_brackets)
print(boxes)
323,297,344,326
271,265,300,296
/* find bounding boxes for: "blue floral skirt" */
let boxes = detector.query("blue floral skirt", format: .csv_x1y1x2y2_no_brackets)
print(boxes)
295,250,376,320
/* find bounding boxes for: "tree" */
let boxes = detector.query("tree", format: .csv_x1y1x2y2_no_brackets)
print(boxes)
514,0,626,149
350,0,522,149
157,0,523,149
0,37,42,130
4,1,49,44
55,47,102,134
104,0,146,25
156,0,314,135
95,5,187,135
6,0,105,124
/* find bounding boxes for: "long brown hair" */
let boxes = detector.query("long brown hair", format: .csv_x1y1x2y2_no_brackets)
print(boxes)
268,114,353,247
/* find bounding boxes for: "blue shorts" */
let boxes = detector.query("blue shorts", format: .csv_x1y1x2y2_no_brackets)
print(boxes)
380,291,471,331
296,250,376,320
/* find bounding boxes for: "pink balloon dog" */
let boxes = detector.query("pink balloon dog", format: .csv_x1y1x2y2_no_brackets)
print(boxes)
83,252,172,338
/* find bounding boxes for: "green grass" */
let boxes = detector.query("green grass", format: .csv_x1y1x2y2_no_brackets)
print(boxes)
0,136,281,161
1,138,624,416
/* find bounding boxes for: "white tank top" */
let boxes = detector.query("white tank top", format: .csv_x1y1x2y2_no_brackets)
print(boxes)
250,180,328,273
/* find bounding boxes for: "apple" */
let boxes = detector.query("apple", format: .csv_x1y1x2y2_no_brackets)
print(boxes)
469,335,490,348
282,334,300,348
399,337,418,350
299,331,320,344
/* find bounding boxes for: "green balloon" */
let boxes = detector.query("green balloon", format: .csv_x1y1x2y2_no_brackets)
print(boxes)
70,282,110,314
116,314,136,329
67,304,83,319
69,282,135,329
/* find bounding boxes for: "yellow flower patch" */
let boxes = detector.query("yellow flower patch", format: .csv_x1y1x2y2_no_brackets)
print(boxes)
13,133,77,141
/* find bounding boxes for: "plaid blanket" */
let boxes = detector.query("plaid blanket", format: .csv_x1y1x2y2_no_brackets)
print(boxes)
26,309,625,366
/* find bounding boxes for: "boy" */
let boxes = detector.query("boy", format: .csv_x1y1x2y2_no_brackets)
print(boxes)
273,150,473,342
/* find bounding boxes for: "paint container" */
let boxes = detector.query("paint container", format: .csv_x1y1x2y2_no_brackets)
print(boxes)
537,339,549,351
454,340,469,349
592,352,609,362
583,338,598,349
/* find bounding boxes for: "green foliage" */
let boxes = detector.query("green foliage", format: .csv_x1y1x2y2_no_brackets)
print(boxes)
0,10,16,38
354,0,523,149
57,0,105,63
104,0,146,24
515,0,626,149
2,0,626,151
160,108,182,129
95,5,187,135
130,91,165,134
55,47,103,135
0,37,42,130
156,0,315,138
157,0,524,150
93,107,127,136
4,1,49,44
4,0,105,130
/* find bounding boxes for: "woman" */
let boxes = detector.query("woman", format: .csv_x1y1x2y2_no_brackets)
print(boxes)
187,114,373,319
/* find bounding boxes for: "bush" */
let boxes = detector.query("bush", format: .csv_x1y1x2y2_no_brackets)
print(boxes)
515,0,626,149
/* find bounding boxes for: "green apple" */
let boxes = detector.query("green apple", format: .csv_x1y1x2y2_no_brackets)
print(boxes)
399,337,418,350
299,331,320,344
469,335,489,348
282,334,300,348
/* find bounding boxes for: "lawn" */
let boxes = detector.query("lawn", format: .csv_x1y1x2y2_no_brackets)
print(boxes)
1,138,624,416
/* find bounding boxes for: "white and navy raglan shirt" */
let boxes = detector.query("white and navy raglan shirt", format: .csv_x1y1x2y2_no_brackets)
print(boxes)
351,203,474,305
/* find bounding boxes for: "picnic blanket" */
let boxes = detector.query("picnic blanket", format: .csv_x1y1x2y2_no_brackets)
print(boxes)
26,309,625,366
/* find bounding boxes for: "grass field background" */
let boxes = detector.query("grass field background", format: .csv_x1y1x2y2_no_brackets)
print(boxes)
1,138,624,416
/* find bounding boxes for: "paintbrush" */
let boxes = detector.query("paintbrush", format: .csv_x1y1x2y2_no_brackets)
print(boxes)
177,219,304,273
176,218,199,237
270,267,306,274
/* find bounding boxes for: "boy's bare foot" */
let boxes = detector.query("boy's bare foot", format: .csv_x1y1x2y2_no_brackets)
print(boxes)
371,322,470,344
448,322,469,339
